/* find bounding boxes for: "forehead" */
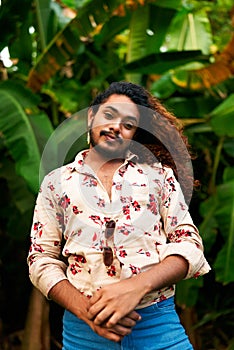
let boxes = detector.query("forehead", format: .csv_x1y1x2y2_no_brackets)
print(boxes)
100,94,140,119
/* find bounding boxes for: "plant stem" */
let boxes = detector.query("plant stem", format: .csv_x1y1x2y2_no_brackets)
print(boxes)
210,136,225,193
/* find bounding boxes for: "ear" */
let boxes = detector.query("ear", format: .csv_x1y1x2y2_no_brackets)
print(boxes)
87,108,94,129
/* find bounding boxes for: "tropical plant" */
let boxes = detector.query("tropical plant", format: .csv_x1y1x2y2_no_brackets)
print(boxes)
0,0,234,349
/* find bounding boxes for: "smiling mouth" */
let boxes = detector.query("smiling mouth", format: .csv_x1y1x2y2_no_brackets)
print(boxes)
100,131,122,143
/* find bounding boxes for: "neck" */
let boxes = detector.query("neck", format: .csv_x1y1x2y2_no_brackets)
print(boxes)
85,147,124,173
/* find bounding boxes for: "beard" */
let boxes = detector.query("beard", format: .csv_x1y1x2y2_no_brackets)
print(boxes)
89,129,130,159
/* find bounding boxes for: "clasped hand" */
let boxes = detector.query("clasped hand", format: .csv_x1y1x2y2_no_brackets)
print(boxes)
87,279,143,340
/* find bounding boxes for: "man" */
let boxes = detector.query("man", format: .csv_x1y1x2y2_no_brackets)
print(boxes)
28,82,210,349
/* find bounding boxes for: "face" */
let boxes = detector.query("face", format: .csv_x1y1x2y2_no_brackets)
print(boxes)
88,94,140,158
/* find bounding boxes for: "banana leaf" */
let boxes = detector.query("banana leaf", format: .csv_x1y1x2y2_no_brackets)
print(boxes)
39,110,87,181
0,90,41,193
213,180,234,284
209,94,234,137
27,0,125,92
124,50,208,74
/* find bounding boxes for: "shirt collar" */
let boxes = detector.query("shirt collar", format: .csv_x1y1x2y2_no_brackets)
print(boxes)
67,149,138,175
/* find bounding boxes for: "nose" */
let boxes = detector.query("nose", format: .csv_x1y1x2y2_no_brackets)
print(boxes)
108,118,121,133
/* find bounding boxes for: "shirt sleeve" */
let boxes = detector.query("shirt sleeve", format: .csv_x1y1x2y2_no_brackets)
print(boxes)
157,167,211,279
27,173,68,297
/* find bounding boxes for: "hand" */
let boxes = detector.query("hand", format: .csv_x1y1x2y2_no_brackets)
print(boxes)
87,278,144,328
88,310,140,342
48,280,140,342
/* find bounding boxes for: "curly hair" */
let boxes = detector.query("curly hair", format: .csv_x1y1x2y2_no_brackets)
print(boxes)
90,81,195,202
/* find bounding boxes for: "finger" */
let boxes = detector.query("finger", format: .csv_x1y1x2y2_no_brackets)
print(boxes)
89,292,101,306
105,311,123,328
126,310,141,321
87,302,104,320
117,316,137,328
93,307,114,325
111,324,133,336
94,325,124,342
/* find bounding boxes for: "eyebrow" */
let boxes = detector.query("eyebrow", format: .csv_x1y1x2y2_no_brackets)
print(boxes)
104,105,138,122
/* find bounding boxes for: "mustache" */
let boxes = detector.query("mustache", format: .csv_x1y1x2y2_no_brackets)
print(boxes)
100,130,122,142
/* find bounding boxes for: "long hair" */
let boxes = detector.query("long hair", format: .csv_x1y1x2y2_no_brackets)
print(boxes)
90,81,195,202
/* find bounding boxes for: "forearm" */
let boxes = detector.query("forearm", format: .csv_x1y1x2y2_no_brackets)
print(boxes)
48,280,90,321
88,255,188,327
49,279,140,342
135,254,189,296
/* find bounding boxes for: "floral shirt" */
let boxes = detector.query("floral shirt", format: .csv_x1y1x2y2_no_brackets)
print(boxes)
28,150,210,308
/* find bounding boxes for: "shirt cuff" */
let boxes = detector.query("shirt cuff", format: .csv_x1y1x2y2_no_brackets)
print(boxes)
157,242,211,279
29,258,68,298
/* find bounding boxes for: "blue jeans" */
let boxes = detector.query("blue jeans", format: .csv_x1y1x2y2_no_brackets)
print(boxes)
62,297,193,350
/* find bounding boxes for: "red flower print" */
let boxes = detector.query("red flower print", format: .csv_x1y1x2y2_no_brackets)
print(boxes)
32,243,44,253
54,241,60,246
193,272,200,278
82,150,89,158
137,249,151,257
132,200,140,211
46,197,54,208
137,169,143,174
70,264,79,275
47,183,55,191
179,202,186,210
159,295,167,302
103,217,111,224
167,177,176,192
73,255,87,270
77,229,82,236
73,206,83,214
168,229,191,242
119,168,127,177
58,194,70,210
107,265,116,277
123,205,130,219
144,231,152,236
96,198,105,208
74,255,87,263
28,256,35,266
127,161,135,168
120,196,132,204
119,249,127,258
33,222,43,237
89,215,101,225
119,225,131,236
147,194,158,215
56,212,65,229
168,216,178,227
83,175,97,187
129,264,140,275
114,182,122,190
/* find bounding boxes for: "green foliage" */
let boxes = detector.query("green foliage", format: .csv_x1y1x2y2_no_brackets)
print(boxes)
0,88,41,193
210,94,234,137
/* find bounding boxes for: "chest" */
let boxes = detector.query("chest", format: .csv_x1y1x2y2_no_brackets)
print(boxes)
97,169,116,199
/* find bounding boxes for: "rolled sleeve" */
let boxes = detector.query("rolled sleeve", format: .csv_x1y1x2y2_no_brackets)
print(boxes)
27,174,68,297
158,168,211,279
157,240,211,279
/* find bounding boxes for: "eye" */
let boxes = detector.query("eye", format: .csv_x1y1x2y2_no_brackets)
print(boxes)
123,120,137,130
123,122,134,130
104,112,113,120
